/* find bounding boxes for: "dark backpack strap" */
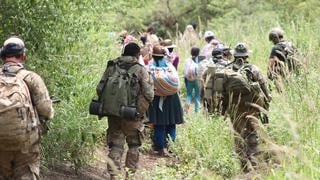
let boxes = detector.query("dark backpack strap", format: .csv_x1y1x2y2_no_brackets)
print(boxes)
96,60,116,97
239,64,254,82
107,60,115,67
275,42,288,60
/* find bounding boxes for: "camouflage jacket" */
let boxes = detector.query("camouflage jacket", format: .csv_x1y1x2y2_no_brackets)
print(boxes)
241,64,271,102
269,40,296,62
226,61,271,101
1,63,54,121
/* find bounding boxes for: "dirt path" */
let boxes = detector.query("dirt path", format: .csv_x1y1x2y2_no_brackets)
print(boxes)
42,148,171,180
43,147,109,180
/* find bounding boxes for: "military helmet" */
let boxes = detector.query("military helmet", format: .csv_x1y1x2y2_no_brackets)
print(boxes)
269,27,285,42
212,48,223,58
233,43,249,57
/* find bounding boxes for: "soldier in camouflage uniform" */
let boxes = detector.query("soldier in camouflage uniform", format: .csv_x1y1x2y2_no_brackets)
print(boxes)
96,43,154,178
0,37,54,179
268,27,301,92
227,43,271,172
211,48,230,67
202,48,229,114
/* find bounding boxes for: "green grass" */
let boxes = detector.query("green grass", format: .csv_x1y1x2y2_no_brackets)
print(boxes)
35,12,320,179
141,17,320,179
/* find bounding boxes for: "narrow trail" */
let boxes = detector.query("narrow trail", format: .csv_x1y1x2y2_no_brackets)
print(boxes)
43,148,173,180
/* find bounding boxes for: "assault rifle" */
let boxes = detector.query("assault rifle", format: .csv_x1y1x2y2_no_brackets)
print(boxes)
51,96,61,104
39,96,61,135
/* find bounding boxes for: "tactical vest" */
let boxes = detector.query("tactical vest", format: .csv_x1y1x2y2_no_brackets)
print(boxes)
276,41,301,73
204,63,227,99
205,65,265,104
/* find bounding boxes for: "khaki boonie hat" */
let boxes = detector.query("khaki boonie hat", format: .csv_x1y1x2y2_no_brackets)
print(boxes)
160,39,176,48
233,43,251,57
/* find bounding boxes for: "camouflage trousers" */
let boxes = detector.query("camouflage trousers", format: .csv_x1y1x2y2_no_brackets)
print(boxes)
0,143,40,180
204,94,224,115
268,61,288,93
107,117,145,177
230,103,261,172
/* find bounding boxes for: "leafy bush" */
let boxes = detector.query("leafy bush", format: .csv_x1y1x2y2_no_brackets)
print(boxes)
0,0,126,169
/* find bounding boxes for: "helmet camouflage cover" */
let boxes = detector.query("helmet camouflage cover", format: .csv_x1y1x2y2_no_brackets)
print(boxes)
269,27,285,42
233,43,249,57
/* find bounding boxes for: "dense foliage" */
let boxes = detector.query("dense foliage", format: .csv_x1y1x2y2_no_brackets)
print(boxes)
1,0,320,178
0,0,124,169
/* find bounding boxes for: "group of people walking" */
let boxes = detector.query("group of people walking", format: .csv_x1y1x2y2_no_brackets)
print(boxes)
0,24,301,179
99,25,301,177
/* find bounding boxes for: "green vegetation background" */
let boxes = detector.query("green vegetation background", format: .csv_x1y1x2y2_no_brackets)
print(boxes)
1,0,320,179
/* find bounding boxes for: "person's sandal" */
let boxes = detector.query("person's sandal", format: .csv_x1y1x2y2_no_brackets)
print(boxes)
157,149,173,158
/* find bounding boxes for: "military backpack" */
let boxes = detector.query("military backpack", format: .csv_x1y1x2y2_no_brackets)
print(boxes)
0,69,39,152
204,63,228,99
205,64,265,102
99,59,142,119
276,41,302,73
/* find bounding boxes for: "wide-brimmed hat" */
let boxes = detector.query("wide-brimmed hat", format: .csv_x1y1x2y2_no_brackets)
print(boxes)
152,45,166,57
232,43,252,57
160,39,176,48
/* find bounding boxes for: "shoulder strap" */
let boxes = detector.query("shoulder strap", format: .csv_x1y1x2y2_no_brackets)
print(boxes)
107,60,115,68
16,69,32,80
14,69,37,120
15,69,32,96
240,64,252,70
276,41,286,48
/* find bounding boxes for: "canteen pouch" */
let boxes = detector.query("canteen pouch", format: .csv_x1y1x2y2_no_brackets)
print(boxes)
120,106,138,120
89,99,103,116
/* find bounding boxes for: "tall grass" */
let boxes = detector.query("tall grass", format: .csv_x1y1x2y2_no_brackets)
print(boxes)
39,33,117,169
141,15,320,179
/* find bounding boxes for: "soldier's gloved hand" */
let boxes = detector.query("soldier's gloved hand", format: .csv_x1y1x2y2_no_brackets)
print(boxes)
267,70,274,80
39,116,49,135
